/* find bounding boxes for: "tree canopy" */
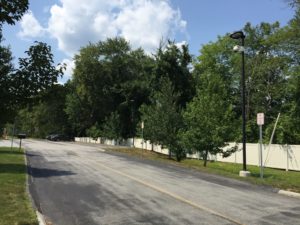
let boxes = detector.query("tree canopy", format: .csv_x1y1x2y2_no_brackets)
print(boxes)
0,0,29,25
1,1,300,166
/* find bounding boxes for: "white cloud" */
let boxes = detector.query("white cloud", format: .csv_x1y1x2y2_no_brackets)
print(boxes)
46,0,186,55
18,10,46,39
60,58,75,82
174,40,187,49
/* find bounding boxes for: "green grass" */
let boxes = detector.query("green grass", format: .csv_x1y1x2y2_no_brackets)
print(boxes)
0,147,38,225
105,146,300,193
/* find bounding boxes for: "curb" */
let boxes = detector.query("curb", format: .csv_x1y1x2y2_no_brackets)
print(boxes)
278,190,300,198
24,148,46,225
36,211,46,225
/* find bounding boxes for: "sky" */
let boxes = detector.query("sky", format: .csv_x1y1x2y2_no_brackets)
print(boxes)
2,0,295,83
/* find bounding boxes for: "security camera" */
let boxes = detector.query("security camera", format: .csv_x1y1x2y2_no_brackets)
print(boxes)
233,45,240,52
233,45,244,52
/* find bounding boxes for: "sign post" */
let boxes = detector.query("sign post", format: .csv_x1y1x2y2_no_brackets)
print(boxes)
257,113,264,179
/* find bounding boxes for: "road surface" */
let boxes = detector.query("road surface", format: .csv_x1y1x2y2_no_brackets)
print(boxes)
21,139,300,225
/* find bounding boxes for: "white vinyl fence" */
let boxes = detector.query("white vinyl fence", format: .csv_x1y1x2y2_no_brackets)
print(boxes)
75,137,300,171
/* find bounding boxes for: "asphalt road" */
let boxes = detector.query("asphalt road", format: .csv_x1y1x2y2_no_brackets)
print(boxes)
21,139,300,225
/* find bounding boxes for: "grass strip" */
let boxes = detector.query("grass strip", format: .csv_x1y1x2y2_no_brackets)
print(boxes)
104,146,300,193
0,147,38,225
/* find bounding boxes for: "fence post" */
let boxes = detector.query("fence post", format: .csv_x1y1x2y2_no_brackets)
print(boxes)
286,144,289,171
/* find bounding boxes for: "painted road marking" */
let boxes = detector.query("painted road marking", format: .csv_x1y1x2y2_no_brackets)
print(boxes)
96,162,245,225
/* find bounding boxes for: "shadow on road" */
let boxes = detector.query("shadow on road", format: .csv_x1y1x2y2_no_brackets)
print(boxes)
27,166,76,178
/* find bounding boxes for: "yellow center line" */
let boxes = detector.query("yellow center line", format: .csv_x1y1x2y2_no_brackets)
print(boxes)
96,162,245,225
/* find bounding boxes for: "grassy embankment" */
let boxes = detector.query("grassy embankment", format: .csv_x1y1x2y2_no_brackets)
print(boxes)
0,147,38,225
105,146,300,193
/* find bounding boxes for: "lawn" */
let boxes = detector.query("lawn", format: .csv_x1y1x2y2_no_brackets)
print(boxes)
105,146,300,193
0,147,38,225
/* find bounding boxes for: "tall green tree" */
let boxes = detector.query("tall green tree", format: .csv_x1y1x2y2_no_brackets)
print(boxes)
241,22,291,141
0,30,14,127
13,41,65,104
101,111,122,141
140,77,185,161
181,72,236,167
15,84,71,138
66,38,153,137
193,21,297,144
271,4,300,144
152,41,194,108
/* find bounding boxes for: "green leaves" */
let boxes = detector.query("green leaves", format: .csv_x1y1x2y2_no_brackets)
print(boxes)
66,38,153,137
0,30,14,126
13,42,65,103
181,72,236,166
0,0,29,25
140,77,185,161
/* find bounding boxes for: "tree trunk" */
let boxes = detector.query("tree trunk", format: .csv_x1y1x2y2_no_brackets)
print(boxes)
203,149,209,167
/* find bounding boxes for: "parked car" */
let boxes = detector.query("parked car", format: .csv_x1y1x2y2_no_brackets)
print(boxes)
46,134,73,141
46,134,54,140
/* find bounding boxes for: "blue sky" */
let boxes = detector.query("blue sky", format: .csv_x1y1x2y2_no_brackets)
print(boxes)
2,0,294,82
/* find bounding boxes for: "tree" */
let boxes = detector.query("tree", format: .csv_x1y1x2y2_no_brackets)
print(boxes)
272,5,300,144
101,112,122,141
152,41,194,108
15,84,71,138
66,38,153,137
193,21,297,144
0,29,14,127
140,77,185,161
181,72,236,167
0,0,29,25
241,22,291,142
13,41,65,104
86,123,102,140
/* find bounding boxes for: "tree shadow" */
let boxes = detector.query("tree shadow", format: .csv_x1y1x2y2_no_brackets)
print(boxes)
27,165,76,178
25,152,39,157
250,172,273,178
0,164,26,174
0,150,24,155
0,163,76,178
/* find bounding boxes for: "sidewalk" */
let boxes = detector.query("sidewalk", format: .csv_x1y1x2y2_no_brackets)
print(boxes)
0,139,13,147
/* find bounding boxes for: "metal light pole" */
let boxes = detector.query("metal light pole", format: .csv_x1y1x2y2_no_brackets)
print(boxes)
230,31,250,176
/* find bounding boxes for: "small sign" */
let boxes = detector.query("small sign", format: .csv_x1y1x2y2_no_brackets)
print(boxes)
141,121,144,129
257,113,264,125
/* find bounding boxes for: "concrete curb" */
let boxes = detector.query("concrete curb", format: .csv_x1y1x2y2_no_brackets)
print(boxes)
24,148,46,225
278,190,300,198
36,211,46,225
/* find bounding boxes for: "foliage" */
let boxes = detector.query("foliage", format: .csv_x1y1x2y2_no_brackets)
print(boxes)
242,22,291,142
66,37,153,137
141,77,185,161
13,42,65,103
14,84,71,138
181,71,236,166
1,2,300,148
152,41,194,108
0,0,29,25
86,123,102,140
192,19,300,144
0,30,14,127
101,111,122,140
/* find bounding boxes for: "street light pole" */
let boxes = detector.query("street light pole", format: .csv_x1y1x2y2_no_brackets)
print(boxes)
241,36,247,171
230,31,250,176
